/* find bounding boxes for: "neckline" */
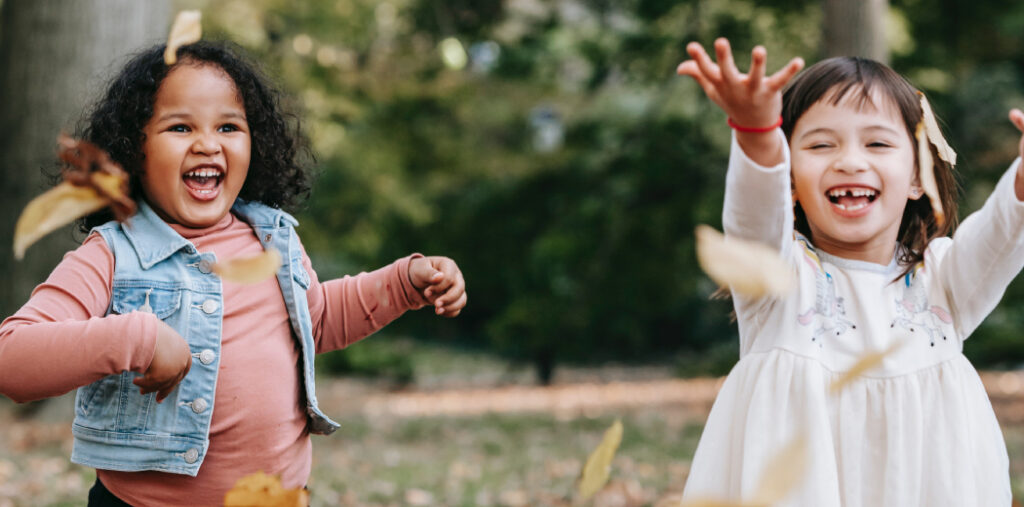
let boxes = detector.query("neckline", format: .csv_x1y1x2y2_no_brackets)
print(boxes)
814,246,901,275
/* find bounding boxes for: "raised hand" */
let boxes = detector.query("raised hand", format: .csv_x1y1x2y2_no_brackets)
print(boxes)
676,38,804,129
133,320,192,403
1010,108,1024,200
408,256,467,317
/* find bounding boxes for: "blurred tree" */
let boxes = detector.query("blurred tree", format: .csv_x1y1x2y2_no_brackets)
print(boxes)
823,0,888,63
190,0,1024,380
0,0,171,318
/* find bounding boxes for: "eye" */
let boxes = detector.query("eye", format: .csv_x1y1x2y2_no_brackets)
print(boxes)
168,124,190,133
808,143,832,150
219,123,242,133
867,141,893,148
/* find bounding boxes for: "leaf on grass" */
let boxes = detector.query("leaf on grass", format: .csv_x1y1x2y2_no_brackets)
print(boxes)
695,225,795,298
224,471,308,507
13,135,135,260
578,419,623,501
918,92,957,166
164,10,202,65
211,248,282,284
751,435,809,505
13,183,107,260
830,341,905,394
915,122,945,226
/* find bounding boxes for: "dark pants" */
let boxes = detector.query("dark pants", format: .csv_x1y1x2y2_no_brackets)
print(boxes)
88,478,133,507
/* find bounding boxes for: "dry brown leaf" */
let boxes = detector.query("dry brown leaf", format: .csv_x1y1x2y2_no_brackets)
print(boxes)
695,225,794,298
211,248,282,284
164,10,202,65
223,471,308,507
751,435,809,504
918,92,957,166
830,341,905,394
915,122,945,226
13,183,108,259
56,134,135,220
577,419,623,501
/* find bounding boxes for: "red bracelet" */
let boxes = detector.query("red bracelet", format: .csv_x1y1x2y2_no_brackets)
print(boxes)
727,115,783,133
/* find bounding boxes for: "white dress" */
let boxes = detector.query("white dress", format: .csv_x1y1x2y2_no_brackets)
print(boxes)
681,133,1024,506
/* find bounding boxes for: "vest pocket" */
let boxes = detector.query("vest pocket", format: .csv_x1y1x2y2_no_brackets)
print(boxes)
290,254,310,289
111,284,183,319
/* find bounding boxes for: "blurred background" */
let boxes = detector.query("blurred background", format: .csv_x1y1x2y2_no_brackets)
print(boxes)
2,0,1024,505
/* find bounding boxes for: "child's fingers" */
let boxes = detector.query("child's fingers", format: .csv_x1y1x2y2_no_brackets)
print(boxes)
747,46,767,91
765,56,805,93
432,272,466,308
686,42,722,84
438,291,467,317
714,38,742,85
676,61,721,102
1009,108,1024,133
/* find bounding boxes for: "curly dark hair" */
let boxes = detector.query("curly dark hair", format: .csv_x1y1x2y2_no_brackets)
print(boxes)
782,57,959,280
74,40,311,231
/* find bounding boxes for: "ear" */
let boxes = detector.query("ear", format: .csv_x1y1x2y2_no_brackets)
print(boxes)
908,184,924,201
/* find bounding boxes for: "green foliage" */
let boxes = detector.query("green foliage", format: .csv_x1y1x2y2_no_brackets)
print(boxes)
188,0,1024,375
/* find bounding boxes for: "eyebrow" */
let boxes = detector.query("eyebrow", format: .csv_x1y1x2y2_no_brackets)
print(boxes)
797,125,903,141
154,111,247,122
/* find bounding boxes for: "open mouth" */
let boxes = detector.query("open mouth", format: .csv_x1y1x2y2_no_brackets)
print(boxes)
826,186,878,212
182,166,224,200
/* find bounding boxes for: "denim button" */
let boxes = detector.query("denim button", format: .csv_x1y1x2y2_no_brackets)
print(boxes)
201,300,218,314
199,349,216,365
183,448,199,464
198,259,214,274
191,398,209,414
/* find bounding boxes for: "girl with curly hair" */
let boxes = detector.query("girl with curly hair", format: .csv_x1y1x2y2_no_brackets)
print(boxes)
0,40,467,506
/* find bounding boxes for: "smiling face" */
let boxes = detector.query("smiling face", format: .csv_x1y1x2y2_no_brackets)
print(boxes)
790,88,922,264
140,62,251,228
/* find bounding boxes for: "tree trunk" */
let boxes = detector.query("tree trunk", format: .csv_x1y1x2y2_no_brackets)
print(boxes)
0,0,171,318
823,0,889,63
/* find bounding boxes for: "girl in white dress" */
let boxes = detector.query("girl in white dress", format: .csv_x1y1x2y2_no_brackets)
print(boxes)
676,38,1024,506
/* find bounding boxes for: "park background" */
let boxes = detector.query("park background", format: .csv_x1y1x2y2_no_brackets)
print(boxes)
2,0,1024,505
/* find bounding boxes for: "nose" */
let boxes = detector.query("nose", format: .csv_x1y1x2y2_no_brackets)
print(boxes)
832,146,868,174
190,131,221,155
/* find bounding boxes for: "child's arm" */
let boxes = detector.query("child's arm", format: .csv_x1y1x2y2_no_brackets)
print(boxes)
301,243,466,354
677,39,803,251
936,110,1024,337
0,234,190,403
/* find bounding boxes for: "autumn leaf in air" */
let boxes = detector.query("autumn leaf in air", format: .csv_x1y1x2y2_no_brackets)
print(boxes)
13,134,134,260
830,341,905,394
918,92,957,166
577,419,623,501
695,225,794,298
915,122,945,226
164,10,202,65
680,435,809,507
211,248,282,284
223,471,308,507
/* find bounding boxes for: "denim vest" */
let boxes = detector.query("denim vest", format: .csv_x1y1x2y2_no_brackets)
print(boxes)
70,200,339,476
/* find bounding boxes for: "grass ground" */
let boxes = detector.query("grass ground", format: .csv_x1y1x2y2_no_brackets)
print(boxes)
2,342,1024,506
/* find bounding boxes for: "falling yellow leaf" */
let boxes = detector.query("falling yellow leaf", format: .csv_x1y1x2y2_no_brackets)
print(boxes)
578,419,623,501
915,122,945,226
224,471,308,507
211,248,282,284
13,182,107,260
164,10,202,65
918,92,957,166
695,225,795,298
830,341,905,394
751,435,809,505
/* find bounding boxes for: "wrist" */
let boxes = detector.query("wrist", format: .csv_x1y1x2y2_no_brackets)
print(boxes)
727,115,783,133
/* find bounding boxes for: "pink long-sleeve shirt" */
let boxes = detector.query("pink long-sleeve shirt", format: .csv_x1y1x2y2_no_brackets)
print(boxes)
0,211,427,505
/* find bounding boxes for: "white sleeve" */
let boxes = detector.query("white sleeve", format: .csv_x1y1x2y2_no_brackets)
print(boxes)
935,158,1024,337
722,130,794,255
